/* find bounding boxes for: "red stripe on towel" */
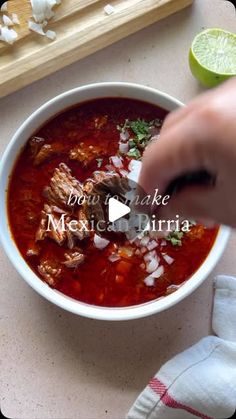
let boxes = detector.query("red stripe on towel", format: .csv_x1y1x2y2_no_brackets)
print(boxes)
149,378,213,419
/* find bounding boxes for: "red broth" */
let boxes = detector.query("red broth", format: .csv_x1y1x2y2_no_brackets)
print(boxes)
7,98,218,307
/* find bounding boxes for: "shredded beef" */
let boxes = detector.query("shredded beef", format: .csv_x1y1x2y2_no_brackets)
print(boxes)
43,163,83,208
63,251,85,268
38,260,62,287
29,137,58,166
36,203,90,248
29,136,45,157
36,204,67,245
69,142,104,167
65,209,90,248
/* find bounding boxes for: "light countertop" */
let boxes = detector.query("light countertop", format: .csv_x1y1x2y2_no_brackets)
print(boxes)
0,1,235,418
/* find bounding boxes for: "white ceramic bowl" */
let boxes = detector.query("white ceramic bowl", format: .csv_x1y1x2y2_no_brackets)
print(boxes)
0,82,230,321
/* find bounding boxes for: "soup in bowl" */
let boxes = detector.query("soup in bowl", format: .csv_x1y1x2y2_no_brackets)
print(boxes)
0,83,230,320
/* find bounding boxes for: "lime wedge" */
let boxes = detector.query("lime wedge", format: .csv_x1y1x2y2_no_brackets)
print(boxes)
189,28,236,88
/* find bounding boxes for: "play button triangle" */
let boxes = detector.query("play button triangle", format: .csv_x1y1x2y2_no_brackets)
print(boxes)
108,197,131,223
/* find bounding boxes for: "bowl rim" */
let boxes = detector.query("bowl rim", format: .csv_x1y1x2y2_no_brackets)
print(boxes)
0,82,231,321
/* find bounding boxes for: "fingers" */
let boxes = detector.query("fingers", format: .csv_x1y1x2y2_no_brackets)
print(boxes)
139,114,209,197
161,106,189,132
161,87,214,134
162,77,236,136
138,77,236,228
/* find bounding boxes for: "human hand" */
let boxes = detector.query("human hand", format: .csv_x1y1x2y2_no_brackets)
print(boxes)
139,77,236,227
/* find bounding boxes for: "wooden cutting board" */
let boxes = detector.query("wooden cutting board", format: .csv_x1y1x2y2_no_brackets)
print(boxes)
0,0,193,98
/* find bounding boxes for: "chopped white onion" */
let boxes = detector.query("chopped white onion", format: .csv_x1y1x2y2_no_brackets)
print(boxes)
12,13,20,25
146,257,159,274
144,275,155,287
30,0,58,23
128,159,142,173
127,159,142,184
127,169,139,184
110,155,123,168
151,265,164,278
119,169,129,177
30,0,47,23
162,253,174,265
144,250,158,262
119,142,129,154
29,0,61,41
0,0,60,44
161,240,167,246
120,131,129,142
0,26,18,44
104,4,115,15
3,14,13,26
28,20,45,35
147,240,158,251
140,236,150,247
45,29,56,40
94,233,110,250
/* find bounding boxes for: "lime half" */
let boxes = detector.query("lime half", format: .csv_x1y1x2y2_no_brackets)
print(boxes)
189,28,236,88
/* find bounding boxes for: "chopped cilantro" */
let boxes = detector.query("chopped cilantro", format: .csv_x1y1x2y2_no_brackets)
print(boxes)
127,148,141,159
130,119,150,142
128,139,136,148
169,237,182,246
166,231,184,247
117,117,163,159
96,158,103,168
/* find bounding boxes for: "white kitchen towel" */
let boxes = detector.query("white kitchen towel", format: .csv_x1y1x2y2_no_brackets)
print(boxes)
127,276,236,419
